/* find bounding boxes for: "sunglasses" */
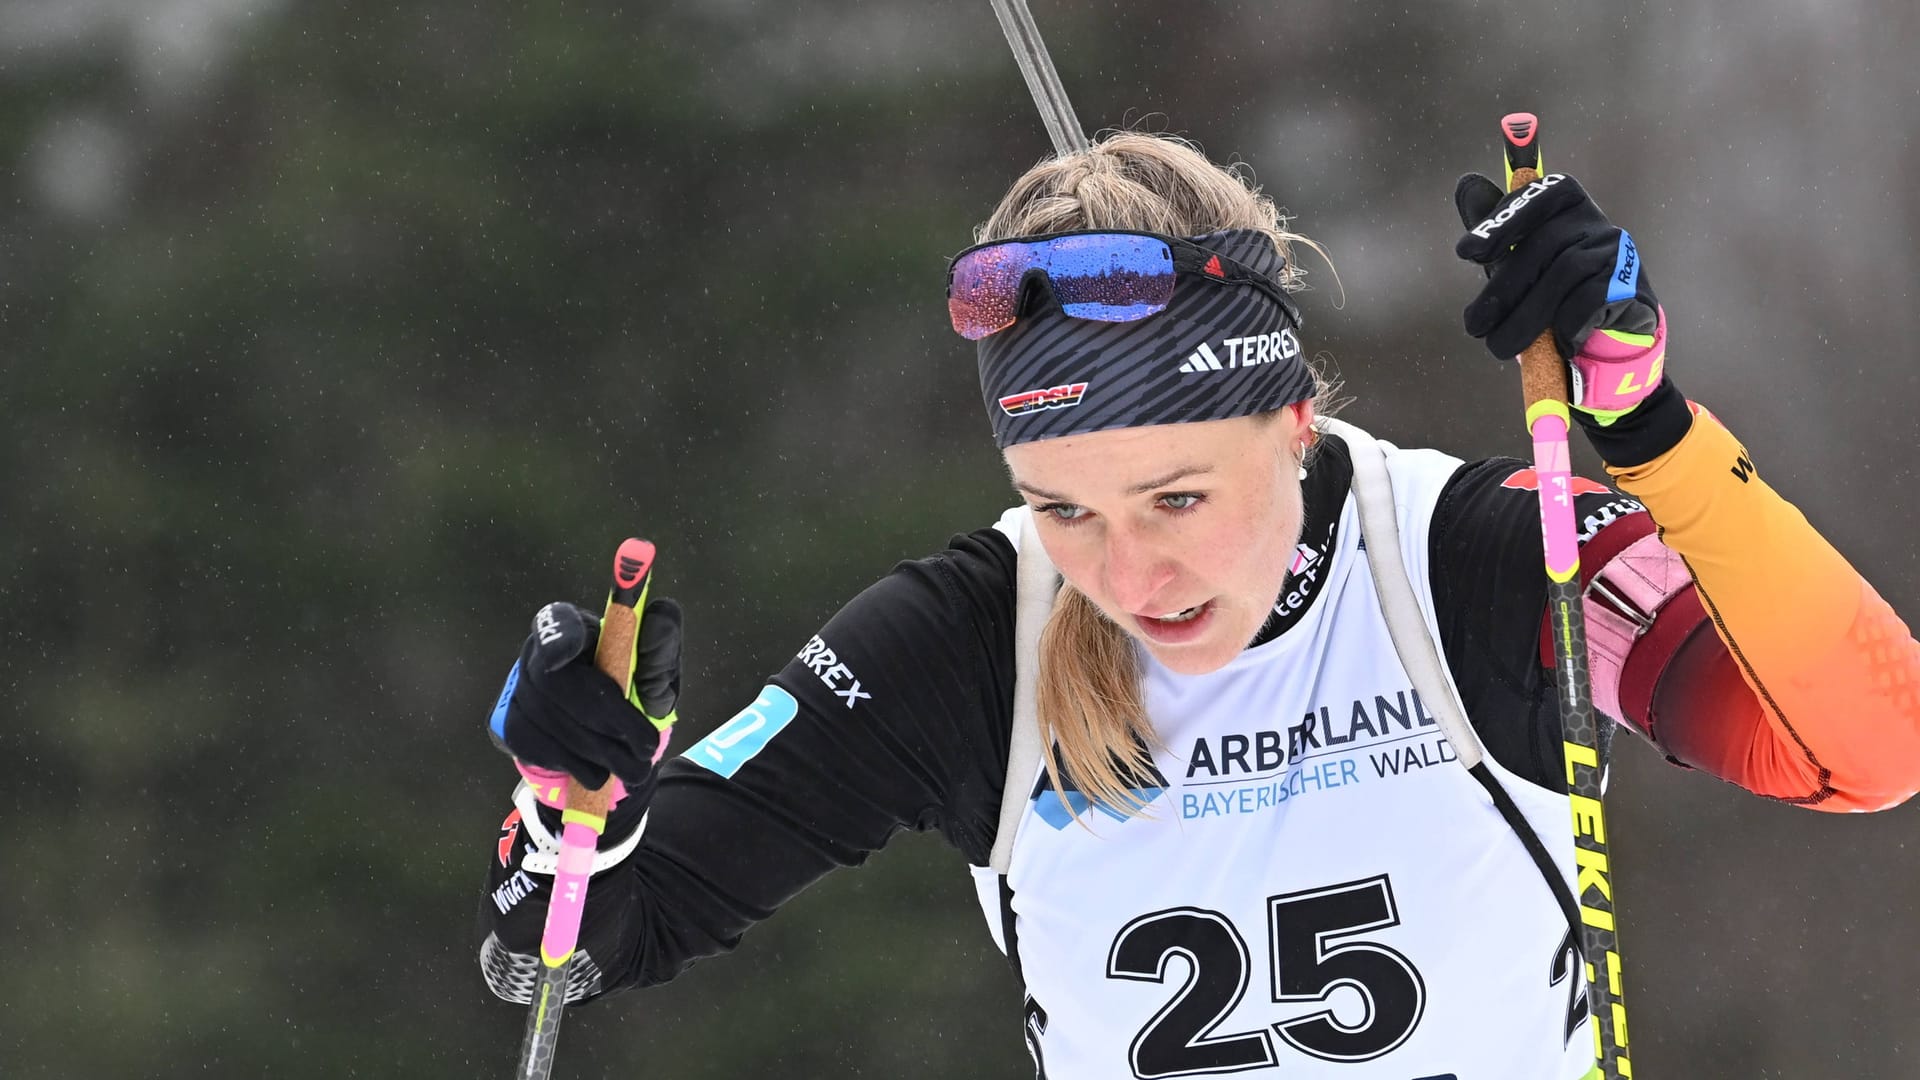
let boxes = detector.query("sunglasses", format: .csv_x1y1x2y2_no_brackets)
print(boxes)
947,230,1299,341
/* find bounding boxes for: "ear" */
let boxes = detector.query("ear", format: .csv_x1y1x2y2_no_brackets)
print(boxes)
1288,399,1318,444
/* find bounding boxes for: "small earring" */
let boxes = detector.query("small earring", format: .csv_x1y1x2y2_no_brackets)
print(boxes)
1296,442,1309,481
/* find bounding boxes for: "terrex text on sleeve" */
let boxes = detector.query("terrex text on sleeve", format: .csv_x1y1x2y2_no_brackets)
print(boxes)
797,635,872,708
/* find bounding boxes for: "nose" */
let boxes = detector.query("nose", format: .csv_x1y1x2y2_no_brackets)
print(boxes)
1102,522,1179,614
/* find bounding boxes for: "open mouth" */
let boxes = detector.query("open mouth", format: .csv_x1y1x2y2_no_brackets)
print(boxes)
1136,599,1216,643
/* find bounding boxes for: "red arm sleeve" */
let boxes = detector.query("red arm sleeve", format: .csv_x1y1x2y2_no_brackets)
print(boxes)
1611,403,1920,812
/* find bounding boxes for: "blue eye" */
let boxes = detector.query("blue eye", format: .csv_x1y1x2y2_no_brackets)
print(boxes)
1160,493,1203,511
1034,502,1090,525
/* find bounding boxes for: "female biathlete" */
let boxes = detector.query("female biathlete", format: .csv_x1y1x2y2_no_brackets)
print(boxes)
477,132,1920,1078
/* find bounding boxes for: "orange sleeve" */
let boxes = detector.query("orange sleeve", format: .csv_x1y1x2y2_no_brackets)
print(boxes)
1609,403,1920,812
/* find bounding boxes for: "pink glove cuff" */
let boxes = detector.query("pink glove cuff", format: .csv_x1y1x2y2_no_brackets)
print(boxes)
1571,305,1667,415
514,761,628,810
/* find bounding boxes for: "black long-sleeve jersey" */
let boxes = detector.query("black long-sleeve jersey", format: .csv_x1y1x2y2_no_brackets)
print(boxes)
477,432,1705,1006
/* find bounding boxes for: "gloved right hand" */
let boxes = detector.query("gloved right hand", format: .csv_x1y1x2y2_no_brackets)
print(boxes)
487,598,683,791
1453,172,1667,426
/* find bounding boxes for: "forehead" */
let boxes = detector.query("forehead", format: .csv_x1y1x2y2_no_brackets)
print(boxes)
1002,417,1268,497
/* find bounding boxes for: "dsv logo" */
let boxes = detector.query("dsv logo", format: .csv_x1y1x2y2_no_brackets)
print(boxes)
1471,173,1566,239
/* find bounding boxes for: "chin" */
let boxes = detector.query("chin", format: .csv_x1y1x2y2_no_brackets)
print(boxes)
1144,642,1240,676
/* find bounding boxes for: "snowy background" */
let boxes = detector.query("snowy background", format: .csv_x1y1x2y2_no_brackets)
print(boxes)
5,0,1917,1076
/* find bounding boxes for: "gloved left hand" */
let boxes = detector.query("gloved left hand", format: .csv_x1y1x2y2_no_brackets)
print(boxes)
1454,172,1667,425
487,598,683,794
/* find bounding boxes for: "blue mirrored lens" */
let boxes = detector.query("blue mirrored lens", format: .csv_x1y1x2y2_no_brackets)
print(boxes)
1043,234,1175,322
949,234,1176,340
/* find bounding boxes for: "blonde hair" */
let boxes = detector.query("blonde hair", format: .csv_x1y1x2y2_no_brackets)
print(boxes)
981,130,1337,818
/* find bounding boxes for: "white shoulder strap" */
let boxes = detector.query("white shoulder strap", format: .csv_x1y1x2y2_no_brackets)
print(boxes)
1316,417,1487,769
990,506,1056,874
1320,421,1587,952
989,421,1490,873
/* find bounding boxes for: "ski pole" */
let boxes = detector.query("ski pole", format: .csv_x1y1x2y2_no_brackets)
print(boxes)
987,0,1087,156
1497,112,1631,1080
513,536,660,1080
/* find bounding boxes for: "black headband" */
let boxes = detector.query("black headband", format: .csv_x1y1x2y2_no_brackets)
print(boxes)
976,228,1313,448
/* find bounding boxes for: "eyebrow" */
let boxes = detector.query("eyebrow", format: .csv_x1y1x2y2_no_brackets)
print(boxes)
1014,464,1215,502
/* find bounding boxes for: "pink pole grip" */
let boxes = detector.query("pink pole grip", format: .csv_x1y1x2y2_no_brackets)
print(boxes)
539,820,602,966
1529,410,1581,583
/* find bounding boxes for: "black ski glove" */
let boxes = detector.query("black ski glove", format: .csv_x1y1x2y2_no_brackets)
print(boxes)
1453,172,1660,362
1454,171,1693,465
487,598,683,789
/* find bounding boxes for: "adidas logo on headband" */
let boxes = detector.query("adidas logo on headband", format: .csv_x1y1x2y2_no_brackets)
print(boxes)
1177,329,1302,374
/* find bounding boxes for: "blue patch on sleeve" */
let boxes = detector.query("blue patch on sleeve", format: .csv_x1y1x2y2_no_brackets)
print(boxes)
685,685,800,779
488,662,522,740
1607,231,1639,303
